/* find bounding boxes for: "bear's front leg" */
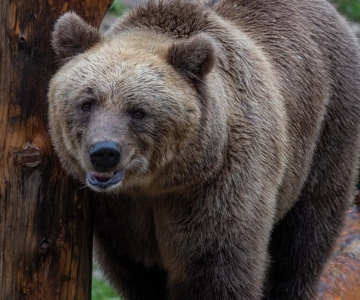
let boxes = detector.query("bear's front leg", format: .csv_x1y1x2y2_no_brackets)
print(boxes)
154,189,275,300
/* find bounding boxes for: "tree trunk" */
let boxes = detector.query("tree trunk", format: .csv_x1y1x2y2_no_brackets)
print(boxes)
0,1,113,299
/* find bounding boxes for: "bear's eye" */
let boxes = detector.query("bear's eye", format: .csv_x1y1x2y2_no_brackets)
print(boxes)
81,102,93,112
131,110,145,119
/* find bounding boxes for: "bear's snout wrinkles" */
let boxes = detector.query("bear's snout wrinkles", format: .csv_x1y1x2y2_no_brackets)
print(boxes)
89,141,121,171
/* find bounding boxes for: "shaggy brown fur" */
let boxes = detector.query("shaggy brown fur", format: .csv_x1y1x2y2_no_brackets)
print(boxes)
48,1,360,299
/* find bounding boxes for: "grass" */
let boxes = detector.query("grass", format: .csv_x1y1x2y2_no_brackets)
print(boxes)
92,263,121,300
92,278,121,300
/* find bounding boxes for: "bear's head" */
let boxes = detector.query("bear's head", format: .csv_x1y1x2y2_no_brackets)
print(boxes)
48,12,217,194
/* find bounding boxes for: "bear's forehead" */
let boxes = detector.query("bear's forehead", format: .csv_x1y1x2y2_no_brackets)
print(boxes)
52,32,195,105
66,33,173,82
64,60,168,100
94,32,171,61
54,62,182,106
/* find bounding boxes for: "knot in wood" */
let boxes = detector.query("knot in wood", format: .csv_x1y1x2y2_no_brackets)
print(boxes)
39,241,50,256
18,37,27,51
14,143,42,168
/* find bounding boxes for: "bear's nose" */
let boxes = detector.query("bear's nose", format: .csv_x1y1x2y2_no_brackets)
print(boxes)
89,141,121,170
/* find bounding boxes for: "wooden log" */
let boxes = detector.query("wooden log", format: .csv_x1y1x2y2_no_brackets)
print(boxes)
0,1,113,299
318,200,360,300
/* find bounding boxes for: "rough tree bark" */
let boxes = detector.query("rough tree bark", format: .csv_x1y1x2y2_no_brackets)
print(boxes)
0,1,113,299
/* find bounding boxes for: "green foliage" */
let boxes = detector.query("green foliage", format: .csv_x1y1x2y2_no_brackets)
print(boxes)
92,278,121,300
335,0,360,22
92,264,121,300
109,0,126,16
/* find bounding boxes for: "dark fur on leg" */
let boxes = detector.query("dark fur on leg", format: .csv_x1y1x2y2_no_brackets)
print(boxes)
98,254,168,300
264,92,360,299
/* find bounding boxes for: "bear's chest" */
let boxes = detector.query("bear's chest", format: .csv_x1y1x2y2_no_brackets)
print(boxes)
94,196,162,267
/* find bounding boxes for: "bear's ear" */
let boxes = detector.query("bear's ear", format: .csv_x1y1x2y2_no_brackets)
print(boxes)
51,12,100,63
167,34,216,82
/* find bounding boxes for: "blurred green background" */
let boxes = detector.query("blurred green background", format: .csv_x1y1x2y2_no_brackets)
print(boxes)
334,0,360,22
108,0,126,15
93,0,360,299
92,262,121,300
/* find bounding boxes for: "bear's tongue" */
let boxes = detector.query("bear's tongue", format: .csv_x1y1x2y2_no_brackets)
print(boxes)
91,171,115,182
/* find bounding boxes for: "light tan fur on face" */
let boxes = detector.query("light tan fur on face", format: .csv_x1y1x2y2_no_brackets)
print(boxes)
49,31,208,193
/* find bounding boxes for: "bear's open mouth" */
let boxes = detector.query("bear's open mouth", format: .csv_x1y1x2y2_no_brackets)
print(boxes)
87,170,123,189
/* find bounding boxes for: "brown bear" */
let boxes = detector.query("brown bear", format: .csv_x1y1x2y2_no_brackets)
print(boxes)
48,0,360,299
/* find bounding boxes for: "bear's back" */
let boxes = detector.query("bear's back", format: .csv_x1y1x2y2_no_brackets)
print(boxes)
214,0,360,217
